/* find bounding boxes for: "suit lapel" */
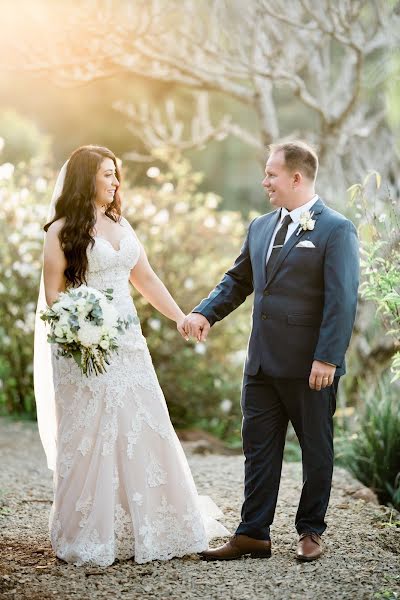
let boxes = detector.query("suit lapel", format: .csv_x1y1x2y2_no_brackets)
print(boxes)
265,198,325,287
261,210,281,286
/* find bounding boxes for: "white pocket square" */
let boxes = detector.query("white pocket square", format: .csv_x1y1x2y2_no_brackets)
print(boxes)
296,240,316,248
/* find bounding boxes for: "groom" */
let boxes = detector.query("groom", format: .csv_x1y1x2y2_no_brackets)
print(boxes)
184,141,359,561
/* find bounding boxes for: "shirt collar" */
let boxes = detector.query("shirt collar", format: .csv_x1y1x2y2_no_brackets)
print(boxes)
280,195,319,224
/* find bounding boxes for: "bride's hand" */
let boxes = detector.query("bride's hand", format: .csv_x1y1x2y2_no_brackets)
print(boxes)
176,315,190,341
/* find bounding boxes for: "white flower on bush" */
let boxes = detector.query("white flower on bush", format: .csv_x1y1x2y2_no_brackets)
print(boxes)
146,166,160,178
153,209,169,225
161,182,174,193
12,261,32,278
0,162,14,180
9,233,20,245
35,177,47,193
204,216,216,228
220,399,232,413
174,201,188,214
143,203,157,217
148,318,161,331
184,278,194,290
205,194,219,209
195,342,207,355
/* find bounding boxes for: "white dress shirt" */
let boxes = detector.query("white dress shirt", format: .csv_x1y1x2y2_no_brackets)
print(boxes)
266,195,319,263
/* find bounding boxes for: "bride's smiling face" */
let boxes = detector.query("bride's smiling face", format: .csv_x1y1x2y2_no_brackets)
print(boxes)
94,158,120,208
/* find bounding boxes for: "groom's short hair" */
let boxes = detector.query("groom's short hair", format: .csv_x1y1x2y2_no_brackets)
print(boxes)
269,140,318,181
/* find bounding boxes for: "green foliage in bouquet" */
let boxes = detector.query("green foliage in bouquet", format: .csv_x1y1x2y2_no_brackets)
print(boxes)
41,286,134,377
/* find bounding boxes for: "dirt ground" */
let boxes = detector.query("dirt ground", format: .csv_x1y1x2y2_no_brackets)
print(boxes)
0,418,399,600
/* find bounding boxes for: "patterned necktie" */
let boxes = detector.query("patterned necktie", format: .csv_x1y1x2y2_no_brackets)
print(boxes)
267,214,293,276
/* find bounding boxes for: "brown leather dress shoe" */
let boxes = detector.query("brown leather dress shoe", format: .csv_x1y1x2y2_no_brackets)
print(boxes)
296,532,323,561
200,534,271,561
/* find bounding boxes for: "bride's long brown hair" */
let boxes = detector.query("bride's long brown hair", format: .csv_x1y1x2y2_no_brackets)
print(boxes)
45,145,122,286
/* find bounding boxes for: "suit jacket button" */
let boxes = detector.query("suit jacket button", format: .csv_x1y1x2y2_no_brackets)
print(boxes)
263,291,270,296
262,313,267,320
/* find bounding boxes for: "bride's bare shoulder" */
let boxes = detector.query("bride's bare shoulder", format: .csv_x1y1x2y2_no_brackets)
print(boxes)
120,216,138,236
46,218,66,236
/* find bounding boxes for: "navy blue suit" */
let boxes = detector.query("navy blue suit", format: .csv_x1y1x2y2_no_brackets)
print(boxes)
193,198,359,538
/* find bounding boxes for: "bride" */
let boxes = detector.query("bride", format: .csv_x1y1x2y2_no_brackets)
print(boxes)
34,145,228,566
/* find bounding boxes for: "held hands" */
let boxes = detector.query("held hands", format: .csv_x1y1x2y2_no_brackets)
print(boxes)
175,312,210,342
176,313,211,342
309,360,336,391
183,313,211,342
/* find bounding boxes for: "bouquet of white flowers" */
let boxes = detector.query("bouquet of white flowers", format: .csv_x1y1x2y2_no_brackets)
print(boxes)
41,285,134,376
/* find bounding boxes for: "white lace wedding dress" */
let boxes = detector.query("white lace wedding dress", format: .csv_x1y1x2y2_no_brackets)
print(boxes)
49,219,228,566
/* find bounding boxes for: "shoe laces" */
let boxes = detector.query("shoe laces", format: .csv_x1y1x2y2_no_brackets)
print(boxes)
299,532,321,545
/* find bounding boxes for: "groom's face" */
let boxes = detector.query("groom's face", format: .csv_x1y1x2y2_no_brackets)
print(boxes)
262,151,293,208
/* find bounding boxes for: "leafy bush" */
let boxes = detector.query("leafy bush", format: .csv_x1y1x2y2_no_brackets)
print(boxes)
349,172,400,381
336,376,400,510
0,149,251,440
0,158,49,415
0,111,50,164
337,174,400,509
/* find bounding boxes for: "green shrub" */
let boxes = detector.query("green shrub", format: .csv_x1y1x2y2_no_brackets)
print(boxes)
0,159,49,415
0,150,250,438
337,376,400,510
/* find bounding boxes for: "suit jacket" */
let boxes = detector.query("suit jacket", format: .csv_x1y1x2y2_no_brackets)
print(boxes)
193,198,359,378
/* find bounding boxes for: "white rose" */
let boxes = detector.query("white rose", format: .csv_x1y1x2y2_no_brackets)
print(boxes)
54,325,64,338
52,301,62,315
76,297,88,314
77,321,102,347
307,220,315,230
59,295,74,310
100,339,110,350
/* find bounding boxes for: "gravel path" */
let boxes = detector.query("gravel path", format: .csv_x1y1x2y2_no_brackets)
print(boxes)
0,418,399,600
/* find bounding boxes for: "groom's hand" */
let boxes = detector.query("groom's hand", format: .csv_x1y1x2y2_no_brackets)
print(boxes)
309,360,336,391
183,313,211,342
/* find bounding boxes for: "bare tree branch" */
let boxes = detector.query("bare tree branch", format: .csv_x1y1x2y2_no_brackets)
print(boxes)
3,0,398,197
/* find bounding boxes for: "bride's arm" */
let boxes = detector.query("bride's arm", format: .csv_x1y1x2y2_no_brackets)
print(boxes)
129,244,188,338
43,220,67,306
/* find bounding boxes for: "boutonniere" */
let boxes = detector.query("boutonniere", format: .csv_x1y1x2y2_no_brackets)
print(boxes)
296,210,315,236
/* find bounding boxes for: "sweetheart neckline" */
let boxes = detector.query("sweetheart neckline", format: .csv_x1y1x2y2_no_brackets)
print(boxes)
94,234,131,253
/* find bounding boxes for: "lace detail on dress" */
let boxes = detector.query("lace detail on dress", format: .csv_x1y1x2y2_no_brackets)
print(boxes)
49,222,228,566
136,496,206,563
146,453,168,487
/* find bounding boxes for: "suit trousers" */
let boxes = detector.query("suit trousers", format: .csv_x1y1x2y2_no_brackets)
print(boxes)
235,369,339,540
